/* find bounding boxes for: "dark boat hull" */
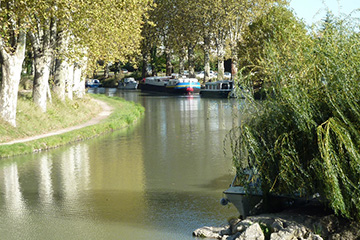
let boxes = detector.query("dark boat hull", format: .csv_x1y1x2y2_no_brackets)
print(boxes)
200,90,233,98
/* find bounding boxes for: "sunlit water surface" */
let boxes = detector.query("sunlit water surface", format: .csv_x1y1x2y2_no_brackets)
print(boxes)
0,89,247,239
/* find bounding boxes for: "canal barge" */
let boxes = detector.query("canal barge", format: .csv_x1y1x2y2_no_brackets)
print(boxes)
118,77,138,90
200,80,235,98
139,76,201,94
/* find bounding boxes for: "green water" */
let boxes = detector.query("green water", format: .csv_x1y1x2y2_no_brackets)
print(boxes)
0,90,245,239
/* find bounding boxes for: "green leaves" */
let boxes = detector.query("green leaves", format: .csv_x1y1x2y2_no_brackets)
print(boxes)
232,5,360,220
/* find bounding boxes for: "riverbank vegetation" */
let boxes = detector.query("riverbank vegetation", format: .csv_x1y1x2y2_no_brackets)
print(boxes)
230,5,360,220
0,94,144,158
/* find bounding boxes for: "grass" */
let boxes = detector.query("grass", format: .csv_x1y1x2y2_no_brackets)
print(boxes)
0,94,144,158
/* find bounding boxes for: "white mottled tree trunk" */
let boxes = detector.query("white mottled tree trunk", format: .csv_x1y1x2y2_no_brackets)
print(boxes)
30,17,57,112
216,38,225,80
66,63,74,100
33,51,52,112
73,63,82,98
203,35,211,82
73,51,88,99
188,43,196,78
0,32,26,127
179,47,186,75
53,32,70,101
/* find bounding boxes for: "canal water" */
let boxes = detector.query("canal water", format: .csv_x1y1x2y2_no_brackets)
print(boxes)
0,89,244,239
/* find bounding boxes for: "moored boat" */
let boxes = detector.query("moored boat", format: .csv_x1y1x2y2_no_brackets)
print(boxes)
85,79,101,88
118,77,138,90
221,170,323,218
139,76,201,94
200,80,235,98
166,77,201,94
221,170,263,218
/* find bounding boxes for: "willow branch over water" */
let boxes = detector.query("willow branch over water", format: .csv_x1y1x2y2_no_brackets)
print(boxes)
230,6,360,220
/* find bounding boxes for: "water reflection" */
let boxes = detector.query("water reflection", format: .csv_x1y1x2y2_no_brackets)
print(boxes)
2,164,27,218
38,155,53,206
0,90,243,239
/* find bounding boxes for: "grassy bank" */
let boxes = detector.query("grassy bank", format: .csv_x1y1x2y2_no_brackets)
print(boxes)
0,94,144,158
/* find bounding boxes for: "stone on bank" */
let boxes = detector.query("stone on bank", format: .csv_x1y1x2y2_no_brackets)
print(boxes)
193,214,324,240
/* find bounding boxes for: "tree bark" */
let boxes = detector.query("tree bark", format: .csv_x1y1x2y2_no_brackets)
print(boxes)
0,32,26,127
66,63,74,100
53,57,68,101
188,43,196,78
73,51,88,99
30,17,57,112
203,35,211,83
73,64,86,99
104,63,110,78
216,36,225,80
165,45,172,76
179,47,186,75
32,49,52,112
230,41,238,79
53,32,70,101
142,56,148,79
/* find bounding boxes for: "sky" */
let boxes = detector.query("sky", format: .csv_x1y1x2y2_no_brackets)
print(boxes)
289,0,360,26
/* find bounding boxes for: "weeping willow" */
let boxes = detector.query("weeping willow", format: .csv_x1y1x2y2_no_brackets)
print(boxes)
232,6,360,220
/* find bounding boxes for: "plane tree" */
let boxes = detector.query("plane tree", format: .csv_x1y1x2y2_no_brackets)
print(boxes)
0,0,32,126
0,0,151,125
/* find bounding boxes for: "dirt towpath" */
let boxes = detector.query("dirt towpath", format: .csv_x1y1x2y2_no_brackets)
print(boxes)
0,99,113,146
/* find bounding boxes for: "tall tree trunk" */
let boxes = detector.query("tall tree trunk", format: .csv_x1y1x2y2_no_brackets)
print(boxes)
0,32,26,127
165,45,172,76
104,63,110,78
179,47,186,75
73,51,88,99
32,50,52,112
73,64,87,99
53,57,68,101
66,63,74,100
30,17,57,112
230,41,238,79
53,32,70,101
150,46,157,76
142,56,148,79
73,63,82,98
216,36,225,80
203,35,211,83
188,43,196,78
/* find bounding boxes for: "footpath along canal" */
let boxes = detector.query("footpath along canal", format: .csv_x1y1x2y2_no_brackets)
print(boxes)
0,89,246,239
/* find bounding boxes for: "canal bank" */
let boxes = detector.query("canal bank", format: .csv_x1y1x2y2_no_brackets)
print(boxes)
0,94,144,158
194,204,360,240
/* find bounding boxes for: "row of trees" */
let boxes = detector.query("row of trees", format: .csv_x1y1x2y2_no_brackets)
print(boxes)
139,0,286,80
0,0,151,127
1,0,290,127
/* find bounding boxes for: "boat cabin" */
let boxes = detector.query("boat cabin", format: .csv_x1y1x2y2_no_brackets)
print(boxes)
204,80,233,90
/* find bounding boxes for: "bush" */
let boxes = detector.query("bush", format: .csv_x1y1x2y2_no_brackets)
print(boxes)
232,6,360,220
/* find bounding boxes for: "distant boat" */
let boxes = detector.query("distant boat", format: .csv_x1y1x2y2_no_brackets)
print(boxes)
139,76,201,94
200,80,235,98
85,79,101,88
118,77,138,90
